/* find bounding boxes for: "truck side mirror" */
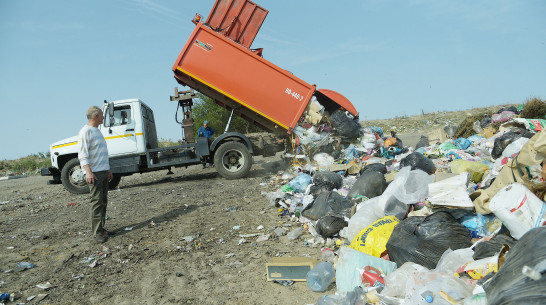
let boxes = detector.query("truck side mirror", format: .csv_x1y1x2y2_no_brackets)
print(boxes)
108,103,115,127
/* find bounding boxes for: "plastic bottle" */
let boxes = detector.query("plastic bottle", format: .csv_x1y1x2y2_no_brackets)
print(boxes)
287,227,303,240
321,247,336,264
420,290,434,303
307,262,335,292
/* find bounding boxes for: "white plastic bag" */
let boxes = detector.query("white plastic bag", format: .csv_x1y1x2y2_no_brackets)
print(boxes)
405,271,474,304
434,248,475,275
501,137,529,158
381,262,429,298
313,153,335,167
490,183,546,239
428,173,474,208
342,197,384,241
336,246,397,293
389,167,434,204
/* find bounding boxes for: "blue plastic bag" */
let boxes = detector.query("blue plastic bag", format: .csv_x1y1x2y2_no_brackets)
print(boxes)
288,173,312,193
467,135,484,143
454,138,471,150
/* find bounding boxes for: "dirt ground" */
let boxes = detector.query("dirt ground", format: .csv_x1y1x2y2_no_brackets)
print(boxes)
0,154,334,305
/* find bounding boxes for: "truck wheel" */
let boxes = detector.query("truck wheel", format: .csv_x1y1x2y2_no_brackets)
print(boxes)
61,158,90,194
214,141,252,179
108,174,121,190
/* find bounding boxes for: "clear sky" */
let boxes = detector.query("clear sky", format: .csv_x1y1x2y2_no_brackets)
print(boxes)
1,0,545,160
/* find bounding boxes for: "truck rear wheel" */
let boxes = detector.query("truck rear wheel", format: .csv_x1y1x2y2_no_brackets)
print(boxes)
214,141,252,179
61,158,90,194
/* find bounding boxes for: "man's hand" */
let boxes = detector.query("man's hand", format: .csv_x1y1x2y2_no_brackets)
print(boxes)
86,172,96,185
108,170,113,182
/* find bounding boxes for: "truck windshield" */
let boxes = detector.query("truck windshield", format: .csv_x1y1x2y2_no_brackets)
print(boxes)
105,105,132,127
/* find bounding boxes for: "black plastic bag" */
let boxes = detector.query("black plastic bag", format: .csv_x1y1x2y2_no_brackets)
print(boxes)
348,171,387,199
385,211,472,269
310,171,343,196
399,152,436,174
329,110,361,139
302,191,353,221
316,216,348,238
483,227,546,304
444,125,459,138
415,135,429,149
359,163,387,175
473,233,517,260
480,117,492,128
491,130,523,159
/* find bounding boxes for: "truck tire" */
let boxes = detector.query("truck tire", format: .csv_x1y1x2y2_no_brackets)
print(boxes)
214,141,252,179
109,174,122,190
61,158,90,194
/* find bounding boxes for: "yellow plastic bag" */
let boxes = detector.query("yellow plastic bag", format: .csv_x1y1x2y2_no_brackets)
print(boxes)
350,216,399,257
450,159,489,175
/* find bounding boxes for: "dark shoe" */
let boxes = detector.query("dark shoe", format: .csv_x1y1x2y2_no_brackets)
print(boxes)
102,230,114,237
95,235,107,243
202,164,207,169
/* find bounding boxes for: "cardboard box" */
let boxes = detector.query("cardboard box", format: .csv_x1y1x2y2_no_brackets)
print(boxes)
266,257,318,281
428,129,448,144
320,162,361,175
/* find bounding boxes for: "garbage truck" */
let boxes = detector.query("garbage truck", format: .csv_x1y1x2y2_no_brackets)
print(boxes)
41,0,359,194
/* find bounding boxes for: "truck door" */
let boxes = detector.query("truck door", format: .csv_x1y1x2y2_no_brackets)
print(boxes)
102,104,138,156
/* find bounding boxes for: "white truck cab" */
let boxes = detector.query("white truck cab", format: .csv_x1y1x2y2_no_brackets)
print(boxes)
42,95,259,194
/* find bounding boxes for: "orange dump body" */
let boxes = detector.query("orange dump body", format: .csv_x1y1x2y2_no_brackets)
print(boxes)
173,1,358,135
206,0,268,49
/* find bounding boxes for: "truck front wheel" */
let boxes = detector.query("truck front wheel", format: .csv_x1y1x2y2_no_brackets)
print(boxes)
214,141,252,179
61,158,90,194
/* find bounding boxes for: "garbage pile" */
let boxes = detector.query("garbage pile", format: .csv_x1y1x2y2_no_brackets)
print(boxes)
264,104,546,304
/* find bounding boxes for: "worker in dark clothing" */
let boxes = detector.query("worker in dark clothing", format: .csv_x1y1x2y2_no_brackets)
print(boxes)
198,120,215,168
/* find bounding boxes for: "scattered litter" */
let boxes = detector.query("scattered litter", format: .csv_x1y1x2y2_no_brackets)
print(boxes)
66,202,77,207
183,235,196,242
82,257,95,264
0,293,13,302
225,206,239,212
229,261,244,268
124,227,133,231
256,234,270,242
15,261,35,272
36,282,54,290
89,260,99,268
238,233,264,238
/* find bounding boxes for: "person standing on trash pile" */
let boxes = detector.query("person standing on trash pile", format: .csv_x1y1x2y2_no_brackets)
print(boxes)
198,120,215,168
472,130,546,214
78,106,113,244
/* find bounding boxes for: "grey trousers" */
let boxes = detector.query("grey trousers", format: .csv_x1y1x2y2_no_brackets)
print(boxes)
88,171,108,236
